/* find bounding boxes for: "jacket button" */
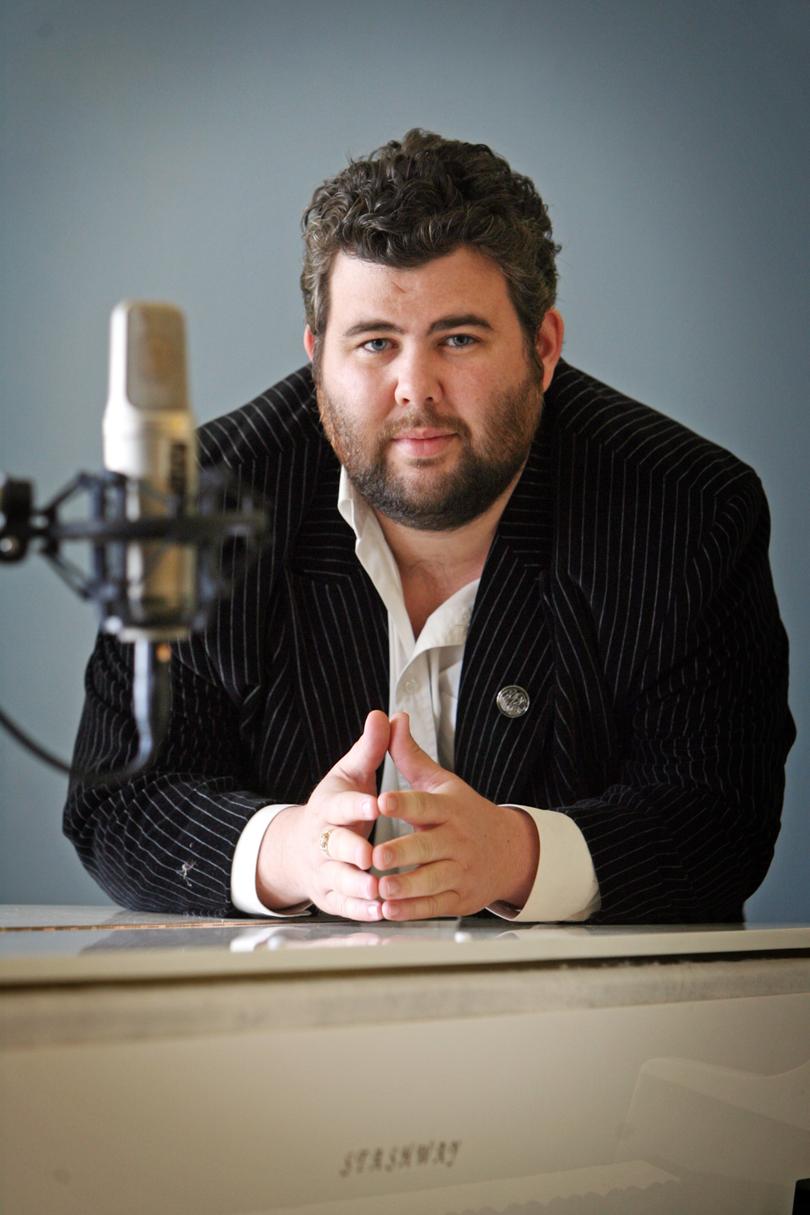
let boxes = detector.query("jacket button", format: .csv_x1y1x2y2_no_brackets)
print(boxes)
496,685,530,718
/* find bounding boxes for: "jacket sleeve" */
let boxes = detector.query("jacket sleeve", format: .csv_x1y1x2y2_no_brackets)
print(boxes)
63,633,271,915
561,472,795,922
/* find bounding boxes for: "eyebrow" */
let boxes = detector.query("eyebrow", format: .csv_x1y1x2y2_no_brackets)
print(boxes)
341,313,494,339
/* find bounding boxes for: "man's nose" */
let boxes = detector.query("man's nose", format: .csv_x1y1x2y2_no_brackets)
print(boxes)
393,351,441,409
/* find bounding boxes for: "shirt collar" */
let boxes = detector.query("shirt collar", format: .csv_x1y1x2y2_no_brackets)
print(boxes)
337,467,478,654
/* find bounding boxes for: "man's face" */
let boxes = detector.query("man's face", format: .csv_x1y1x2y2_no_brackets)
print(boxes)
306,246,560,531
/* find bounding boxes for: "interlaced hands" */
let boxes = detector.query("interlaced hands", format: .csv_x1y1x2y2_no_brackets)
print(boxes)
373,712,538,919
257,710,538,922
257,709,389,921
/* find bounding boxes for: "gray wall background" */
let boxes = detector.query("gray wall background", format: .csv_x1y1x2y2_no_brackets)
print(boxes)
1,0,807,919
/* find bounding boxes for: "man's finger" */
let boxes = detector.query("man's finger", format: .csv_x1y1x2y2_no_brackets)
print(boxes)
378,860,457,902
331,709,390,788
321,889,383,922
372,814,449,873
320,860,380,902
320,824,374,869
387,712,446,791
319,789,379,828
381,891,459,921
378,788,446,826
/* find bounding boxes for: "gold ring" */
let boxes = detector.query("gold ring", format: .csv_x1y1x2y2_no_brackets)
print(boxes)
319,828,333,857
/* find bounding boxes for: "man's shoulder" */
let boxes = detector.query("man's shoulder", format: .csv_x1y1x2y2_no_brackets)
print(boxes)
196,365,320,472
548,360,755,495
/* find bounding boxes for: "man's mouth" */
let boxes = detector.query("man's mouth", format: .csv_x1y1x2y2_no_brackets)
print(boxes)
390,428,457,459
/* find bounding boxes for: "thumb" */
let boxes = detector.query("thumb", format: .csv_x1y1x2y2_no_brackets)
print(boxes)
388,712,445,791
332,709,390,788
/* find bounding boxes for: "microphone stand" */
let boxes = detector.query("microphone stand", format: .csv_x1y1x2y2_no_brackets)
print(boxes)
0,469,267,784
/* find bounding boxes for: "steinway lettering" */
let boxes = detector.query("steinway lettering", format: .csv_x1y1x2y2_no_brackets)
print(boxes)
339,1139,461,1178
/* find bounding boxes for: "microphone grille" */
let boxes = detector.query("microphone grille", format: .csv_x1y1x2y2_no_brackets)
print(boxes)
115,301,189,413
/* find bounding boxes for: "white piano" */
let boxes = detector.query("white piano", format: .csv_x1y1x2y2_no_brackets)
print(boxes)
1,908,808,1214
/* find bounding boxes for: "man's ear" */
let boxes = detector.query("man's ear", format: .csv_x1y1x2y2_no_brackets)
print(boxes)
303,325,316,362
535,308,565,391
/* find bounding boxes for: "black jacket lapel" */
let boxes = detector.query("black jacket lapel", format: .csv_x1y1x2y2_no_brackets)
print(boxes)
454,419,557,804
287,454,389,780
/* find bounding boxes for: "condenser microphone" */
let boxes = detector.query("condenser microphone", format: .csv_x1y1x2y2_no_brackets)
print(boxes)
102,300,200,766
0,299,267,780
103,300,198,642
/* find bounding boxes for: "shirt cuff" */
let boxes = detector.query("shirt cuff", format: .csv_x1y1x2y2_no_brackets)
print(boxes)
487,806,601,923
230,804,313,918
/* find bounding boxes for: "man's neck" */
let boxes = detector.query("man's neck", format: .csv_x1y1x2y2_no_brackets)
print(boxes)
375,475,519,637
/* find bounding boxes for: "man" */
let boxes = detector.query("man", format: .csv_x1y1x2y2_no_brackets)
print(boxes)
65,130,794,924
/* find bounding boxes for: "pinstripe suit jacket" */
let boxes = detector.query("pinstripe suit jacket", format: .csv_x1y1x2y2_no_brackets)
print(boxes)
65,360,794,922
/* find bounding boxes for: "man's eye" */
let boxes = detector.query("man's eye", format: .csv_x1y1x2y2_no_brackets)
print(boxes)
444,334,477,348
361,338,391,353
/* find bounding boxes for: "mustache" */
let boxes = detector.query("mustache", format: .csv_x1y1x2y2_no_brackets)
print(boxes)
382,408,472,442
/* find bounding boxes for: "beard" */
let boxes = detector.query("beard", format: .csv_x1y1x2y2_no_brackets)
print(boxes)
317,368,543,532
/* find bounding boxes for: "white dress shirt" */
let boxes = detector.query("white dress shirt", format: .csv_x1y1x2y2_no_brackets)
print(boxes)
231,470,600,922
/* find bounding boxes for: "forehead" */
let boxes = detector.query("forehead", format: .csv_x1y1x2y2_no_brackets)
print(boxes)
325,246,517,329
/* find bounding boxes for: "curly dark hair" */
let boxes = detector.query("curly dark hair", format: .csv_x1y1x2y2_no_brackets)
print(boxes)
300,129,560,348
